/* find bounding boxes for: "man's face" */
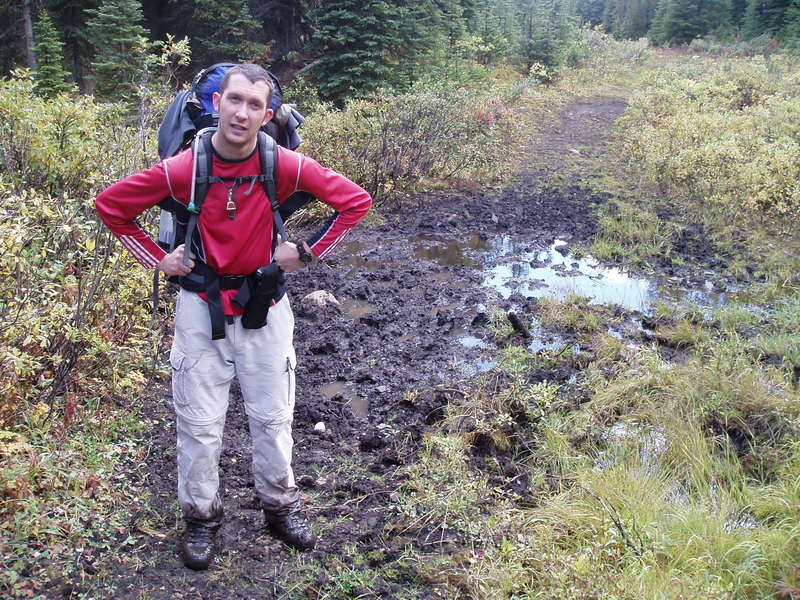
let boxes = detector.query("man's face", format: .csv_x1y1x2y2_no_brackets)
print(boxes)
212,73,273,156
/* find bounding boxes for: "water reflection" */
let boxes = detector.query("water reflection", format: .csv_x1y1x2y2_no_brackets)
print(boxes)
349,396,369,418
483,236,653,312
414,242,479,267
339,300,377,320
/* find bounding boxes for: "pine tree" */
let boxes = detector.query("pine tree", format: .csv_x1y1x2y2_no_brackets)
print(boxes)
188,0,259,66
248,0,315,59
649,0,731,43
310,0,404,103
33,11,72,98
85,0,150,101
743,0,791,36
783,0,800,42
575,0,606,25
48,0,99,93
621,0,654,38
524,0,575,68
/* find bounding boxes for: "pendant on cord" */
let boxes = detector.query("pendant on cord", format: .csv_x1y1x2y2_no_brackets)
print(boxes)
226,185,236,220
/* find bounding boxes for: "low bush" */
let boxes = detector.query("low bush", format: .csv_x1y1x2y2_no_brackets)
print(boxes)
300,77,534,207
617,54,800,226
0,73,163,428
0,69,170,598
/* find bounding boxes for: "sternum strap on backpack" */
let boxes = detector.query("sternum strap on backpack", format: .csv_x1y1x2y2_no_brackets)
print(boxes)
173,127,287,340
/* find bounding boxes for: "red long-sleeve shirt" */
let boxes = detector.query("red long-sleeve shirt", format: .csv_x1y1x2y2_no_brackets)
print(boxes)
96,144,371,314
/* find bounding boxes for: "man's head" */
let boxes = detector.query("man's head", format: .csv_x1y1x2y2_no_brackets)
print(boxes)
211,64,274,159
219,64,273,109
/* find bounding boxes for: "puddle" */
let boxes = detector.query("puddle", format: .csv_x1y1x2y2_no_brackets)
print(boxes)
458,335,490,349
607,327,625,340
527,316,567,353
457,358,498,377
431,271,454,281
413,241,479,267
397,330,419,343
339,300,376,320
321,381,346,400
483,236,653,312
431,303,459,317
321,381,369,417
467,233,490,250
349,396,369,418
346,255,381,272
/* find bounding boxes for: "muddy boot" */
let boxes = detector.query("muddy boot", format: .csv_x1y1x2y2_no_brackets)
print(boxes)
264,508,316,551
181,518,221,570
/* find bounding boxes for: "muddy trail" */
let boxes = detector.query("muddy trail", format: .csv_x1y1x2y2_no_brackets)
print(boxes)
62,96,723,599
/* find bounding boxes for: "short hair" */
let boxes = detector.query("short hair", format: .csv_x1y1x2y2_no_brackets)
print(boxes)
219,64,273,108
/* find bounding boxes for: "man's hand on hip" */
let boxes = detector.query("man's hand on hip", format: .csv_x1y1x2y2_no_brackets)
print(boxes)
274,239,311,273
158,243,196,277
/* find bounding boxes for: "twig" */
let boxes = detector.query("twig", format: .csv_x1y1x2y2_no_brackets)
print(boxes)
507,312,531,338
580,485,644,556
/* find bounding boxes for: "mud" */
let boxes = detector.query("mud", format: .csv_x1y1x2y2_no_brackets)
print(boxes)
54,97,738,599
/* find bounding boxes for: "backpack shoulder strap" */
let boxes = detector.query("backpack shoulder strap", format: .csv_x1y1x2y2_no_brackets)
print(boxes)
257,131,286,252
181,128,214,266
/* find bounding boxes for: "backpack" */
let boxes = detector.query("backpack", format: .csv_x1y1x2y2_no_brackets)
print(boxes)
153,62,313,339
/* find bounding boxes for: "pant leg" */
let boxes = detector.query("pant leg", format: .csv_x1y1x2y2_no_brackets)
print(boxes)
234,295,300,512
170,289,236,520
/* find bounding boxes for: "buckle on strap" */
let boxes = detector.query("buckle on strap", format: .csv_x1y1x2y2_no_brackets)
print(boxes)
219,275,248,290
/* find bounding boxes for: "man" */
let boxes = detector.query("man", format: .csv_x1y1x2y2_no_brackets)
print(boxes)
95,64,371,570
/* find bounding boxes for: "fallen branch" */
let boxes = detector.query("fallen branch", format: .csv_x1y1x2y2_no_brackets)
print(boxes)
507,312,531,338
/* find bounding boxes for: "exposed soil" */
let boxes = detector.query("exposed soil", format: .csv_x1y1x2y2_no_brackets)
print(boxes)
53,96,722,599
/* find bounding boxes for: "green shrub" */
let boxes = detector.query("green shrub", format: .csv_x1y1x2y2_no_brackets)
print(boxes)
0,72,163,428
617,55,800,225
300,78,527,207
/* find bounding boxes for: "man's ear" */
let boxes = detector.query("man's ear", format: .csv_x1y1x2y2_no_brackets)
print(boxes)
261,108,274,127
212,91,221,113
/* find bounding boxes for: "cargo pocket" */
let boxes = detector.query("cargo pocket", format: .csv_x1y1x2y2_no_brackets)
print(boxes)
169,348,190,410
285,353,297,411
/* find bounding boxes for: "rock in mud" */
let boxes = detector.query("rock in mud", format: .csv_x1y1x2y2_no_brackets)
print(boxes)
301,289,340,307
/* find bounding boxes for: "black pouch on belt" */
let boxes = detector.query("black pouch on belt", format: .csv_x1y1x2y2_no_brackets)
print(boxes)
241,264,284,329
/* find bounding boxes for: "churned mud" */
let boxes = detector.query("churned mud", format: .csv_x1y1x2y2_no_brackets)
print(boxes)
51,97,734,599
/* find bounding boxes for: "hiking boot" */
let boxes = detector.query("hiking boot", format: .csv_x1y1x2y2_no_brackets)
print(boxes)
264,509,316,551
181,518,220,570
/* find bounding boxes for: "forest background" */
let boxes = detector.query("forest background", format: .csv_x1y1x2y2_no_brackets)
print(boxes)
4,0,800,105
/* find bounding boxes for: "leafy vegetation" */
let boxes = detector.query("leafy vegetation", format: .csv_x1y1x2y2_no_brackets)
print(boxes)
2,19,800,600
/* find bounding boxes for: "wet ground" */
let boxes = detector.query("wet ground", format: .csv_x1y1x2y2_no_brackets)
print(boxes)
63,97,738,599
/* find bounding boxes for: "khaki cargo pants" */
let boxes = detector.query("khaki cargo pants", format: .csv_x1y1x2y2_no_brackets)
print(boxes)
169,289,299,521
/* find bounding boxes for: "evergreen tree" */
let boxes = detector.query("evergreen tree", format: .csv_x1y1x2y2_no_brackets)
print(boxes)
524,0,576,68
248,0,315,59
649,0,731,43
743,0,791,35
783,0,800,42
48,0,99,93
188,0,259,66
33,11,72,98
0,1,24,73
85,0,150,101
621,0,654,37
23,0,37,70
310,0,405,103
575,0,606,25
465,0,520,62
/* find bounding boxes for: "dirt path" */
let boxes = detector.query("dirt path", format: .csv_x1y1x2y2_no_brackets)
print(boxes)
81,97,628,599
